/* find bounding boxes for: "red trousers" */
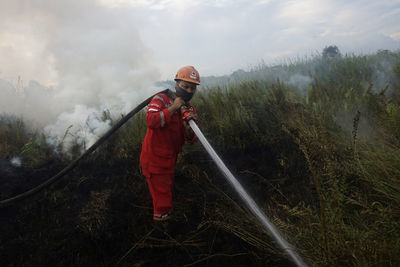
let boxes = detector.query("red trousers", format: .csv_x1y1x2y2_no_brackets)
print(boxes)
145,172,174,218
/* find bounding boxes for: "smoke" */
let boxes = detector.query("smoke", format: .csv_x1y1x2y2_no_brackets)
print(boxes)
334,109,374,140
10,157,22,167
200,65,314,96
288,74,313,95
45,105,112,153
371,58,398,93
0,0,161,153
0,80,56,126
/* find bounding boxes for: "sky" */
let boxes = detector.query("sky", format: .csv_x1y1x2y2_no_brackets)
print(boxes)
0,0,399,151
105,0,400,78
1,0,399,84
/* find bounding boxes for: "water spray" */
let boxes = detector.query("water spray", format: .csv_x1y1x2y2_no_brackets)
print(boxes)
1,90,308,266
188,119,308,267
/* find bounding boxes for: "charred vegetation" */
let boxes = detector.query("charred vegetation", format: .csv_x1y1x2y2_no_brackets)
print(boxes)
1,51,400,266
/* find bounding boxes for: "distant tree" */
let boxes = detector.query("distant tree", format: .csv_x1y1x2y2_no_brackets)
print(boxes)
377,49,389,54
322,45,341,58
231,69,246,78
376,49,392,57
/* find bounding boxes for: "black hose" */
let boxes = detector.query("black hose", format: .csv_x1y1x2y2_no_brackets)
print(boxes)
0,89,169,207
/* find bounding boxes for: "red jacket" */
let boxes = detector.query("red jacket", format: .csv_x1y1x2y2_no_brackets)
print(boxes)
140,92,197,176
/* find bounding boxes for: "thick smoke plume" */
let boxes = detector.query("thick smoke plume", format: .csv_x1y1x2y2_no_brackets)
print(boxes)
0,0,160,153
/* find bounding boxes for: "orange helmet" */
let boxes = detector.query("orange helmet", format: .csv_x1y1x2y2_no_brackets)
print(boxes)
174,66,200,85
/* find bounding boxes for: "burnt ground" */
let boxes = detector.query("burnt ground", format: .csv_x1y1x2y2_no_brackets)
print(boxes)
0,148,301,266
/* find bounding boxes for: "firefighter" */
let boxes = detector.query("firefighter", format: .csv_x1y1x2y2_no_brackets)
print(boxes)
140,66,200,231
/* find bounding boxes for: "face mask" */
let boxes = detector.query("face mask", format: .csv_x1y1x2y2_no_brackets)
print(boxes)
175,85,194,103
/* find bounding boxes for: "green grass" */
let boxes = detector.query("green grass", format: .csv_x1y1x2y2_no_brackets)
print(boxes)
1,50,399,266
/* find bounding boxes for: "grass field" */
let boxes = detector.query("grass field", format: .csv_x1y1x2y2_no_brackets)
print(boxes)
1,50,399,266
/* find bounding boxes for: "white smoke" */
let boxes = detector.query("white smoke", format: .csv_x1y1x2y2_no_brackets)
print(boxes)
45,105,112,153
288,74,313,95
371,58,397,93
0,0,161,153
10,157,22,167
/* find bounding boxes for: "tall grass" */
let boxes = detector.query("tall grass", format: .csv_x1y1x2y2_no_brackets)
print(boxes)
188,50,400,265
1,50,399,266
0,114,52,167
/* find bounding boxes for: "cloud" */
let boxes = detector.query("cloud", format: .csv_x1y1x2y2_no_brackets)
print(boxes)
390,32,400,40
1,0,399,84
130,0,399,77
278,0,333,25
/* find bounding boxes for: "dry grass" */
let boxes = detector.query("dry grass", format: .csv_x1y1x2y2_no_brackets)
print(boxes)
1,51,400,266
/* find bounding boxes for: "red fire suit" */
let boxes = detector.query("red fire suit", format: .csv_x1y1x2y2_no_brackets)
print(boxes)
140,92,197,219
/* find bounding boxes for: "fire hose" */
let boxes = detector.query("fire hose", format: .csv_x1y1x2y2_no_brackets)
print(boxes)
1,90,308,266
0,89,169,207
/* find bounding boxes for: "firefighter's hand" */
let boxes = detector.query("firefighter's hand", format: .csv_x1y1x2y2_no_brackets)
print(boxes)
173,97,185,109
181,108,198,122
169,97,185,115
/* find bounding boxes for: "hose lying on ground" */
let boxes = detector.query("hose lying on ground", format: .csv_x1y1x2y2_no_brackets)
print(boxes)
0,89,169,207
